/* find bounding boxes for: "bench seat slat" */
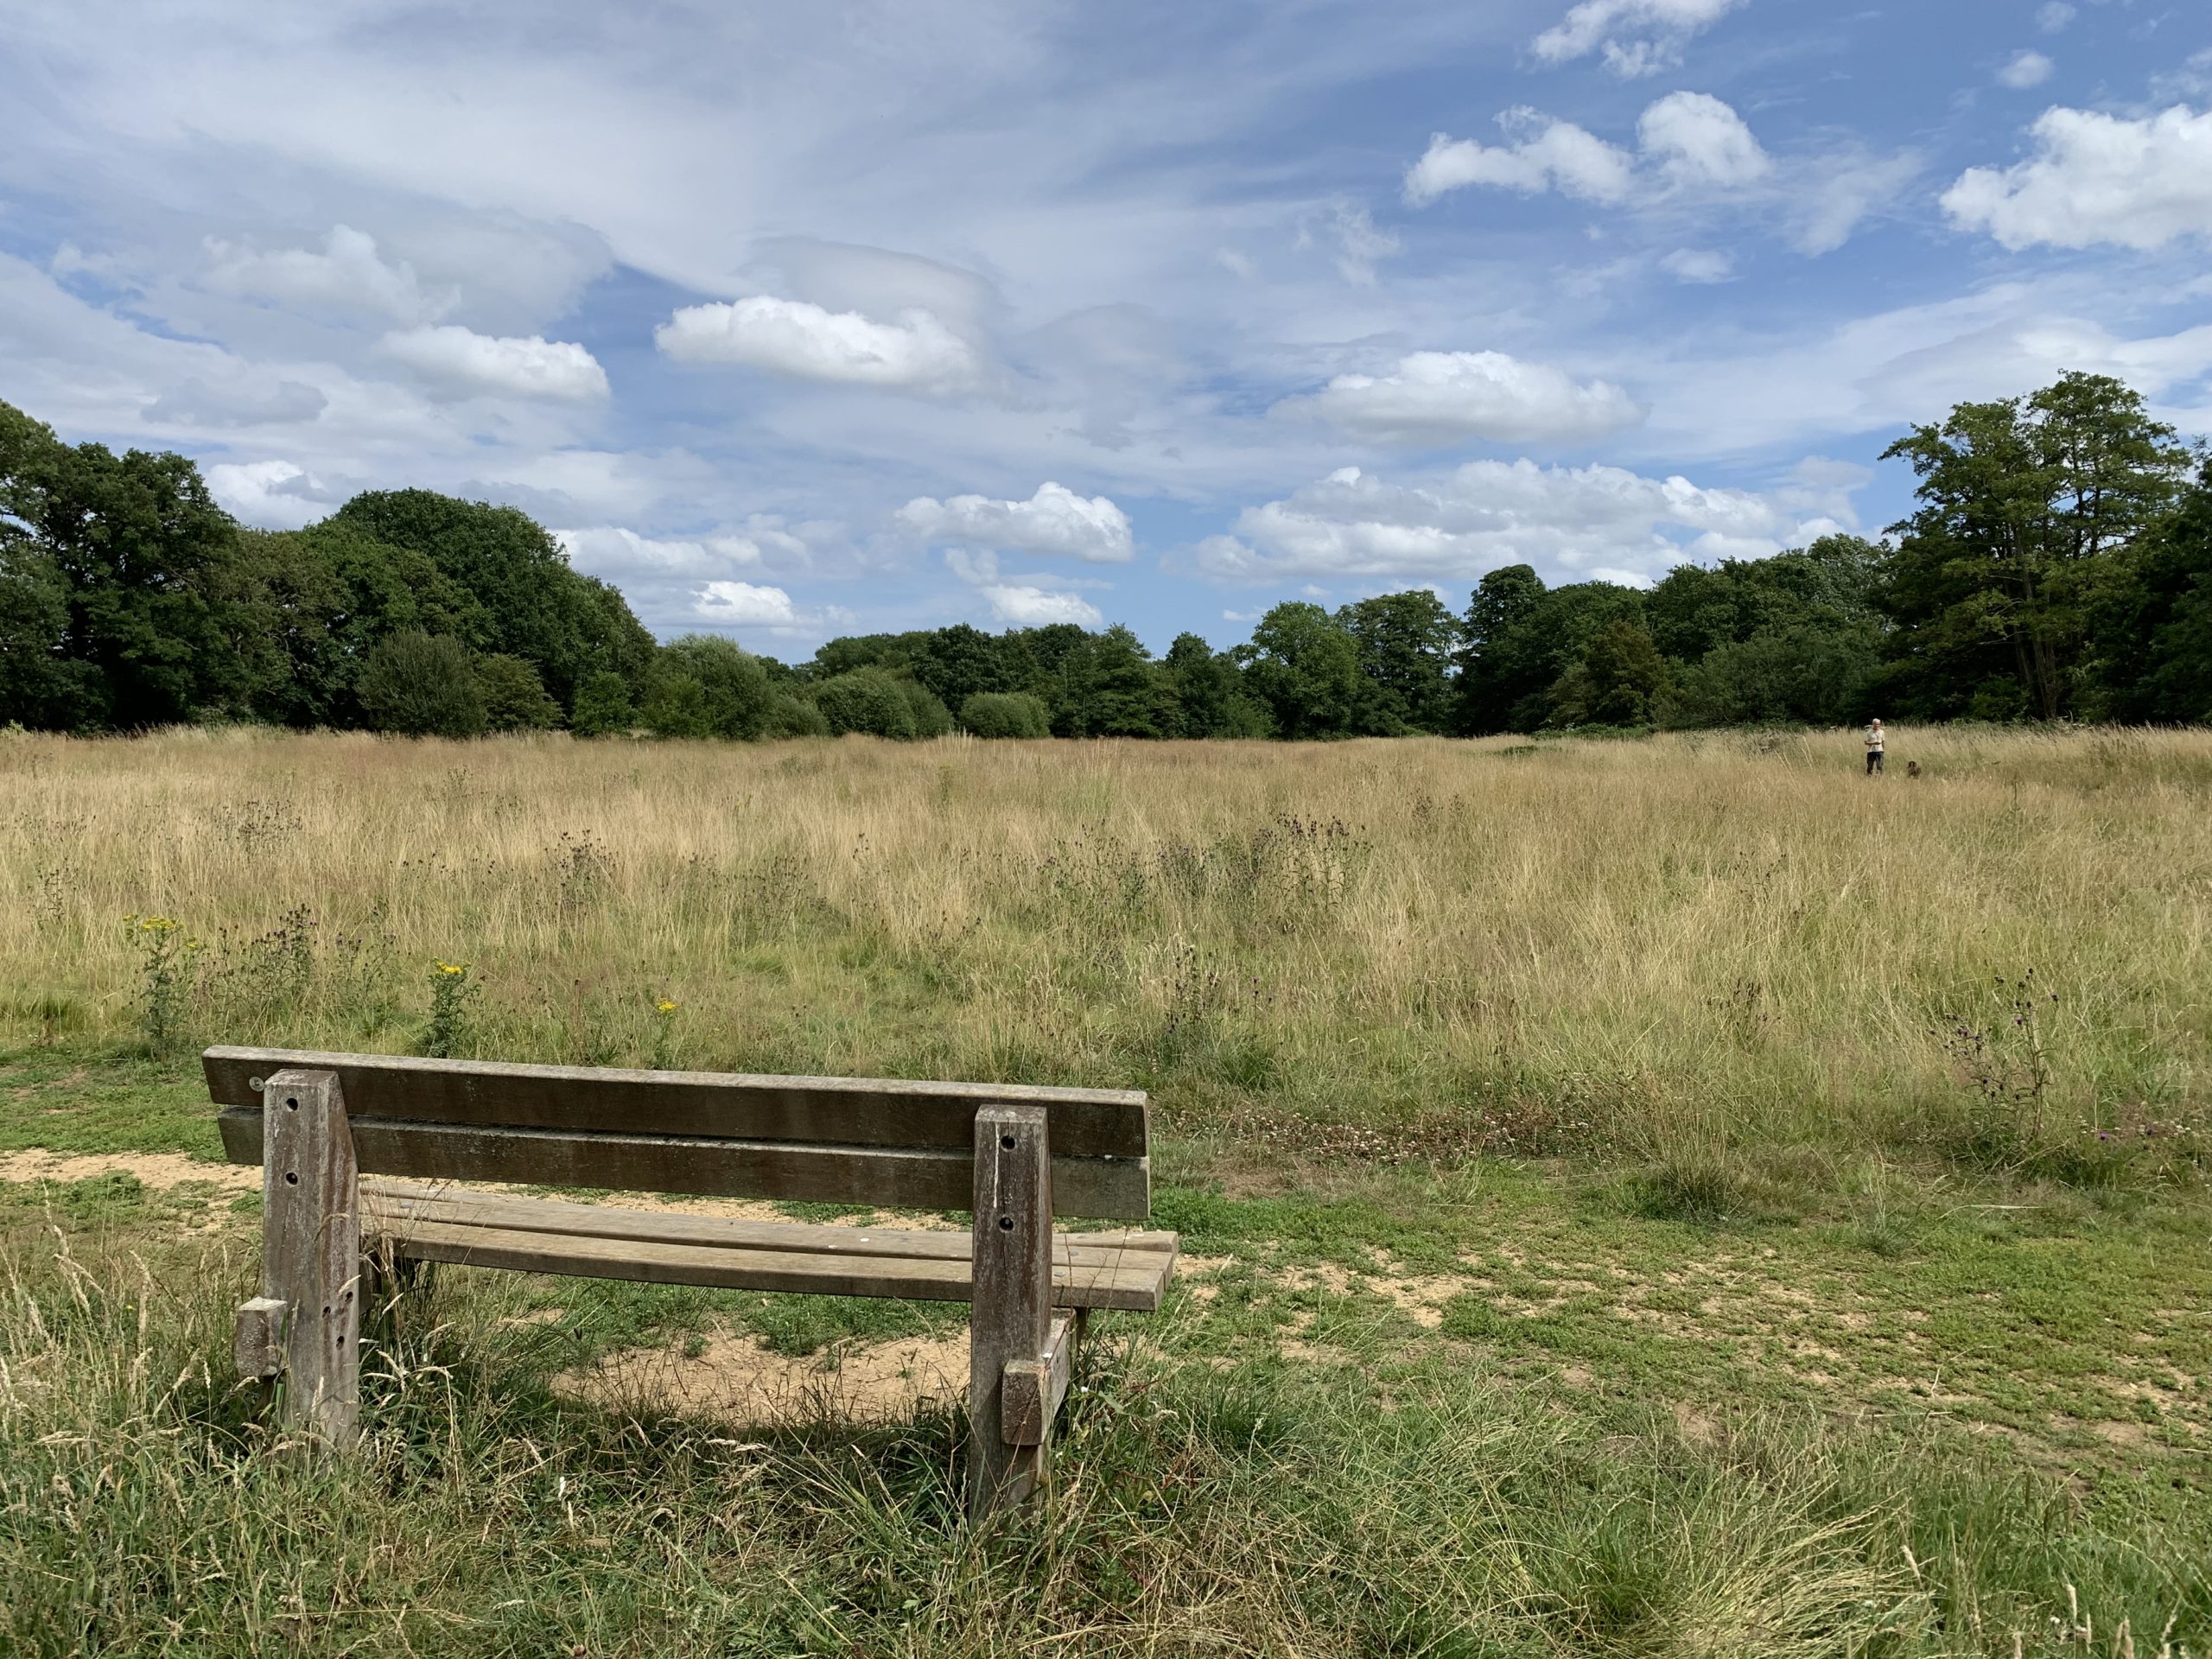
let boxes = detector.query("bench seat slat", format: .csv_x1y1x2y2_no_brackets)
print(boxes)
205,1046,1147,1158
378,1217,1173,1311
365,1180,1179,1265
220,1109,1150,1220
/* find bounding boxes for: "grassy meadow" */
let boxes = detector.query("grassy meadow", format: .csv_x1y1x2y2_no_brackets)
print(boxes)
2,724,2209,1656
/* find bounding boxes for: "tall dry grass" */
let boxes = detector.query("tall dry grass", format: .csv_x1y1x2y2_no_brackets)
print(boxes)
3,723,2209,1174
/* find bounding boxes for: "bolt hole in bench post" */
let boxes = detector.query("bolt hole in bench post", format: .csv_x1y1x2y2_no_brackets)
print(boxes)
206,1046,1176,1514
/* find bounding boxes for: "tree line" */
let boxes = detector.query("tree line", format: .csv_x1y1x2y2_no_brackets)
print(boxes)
3,372,2208,741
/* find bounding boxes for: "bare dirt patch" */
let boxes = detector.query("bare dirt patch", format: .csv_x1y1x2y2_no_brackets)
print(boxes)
557,1331,969,1426
0,1150,255,1192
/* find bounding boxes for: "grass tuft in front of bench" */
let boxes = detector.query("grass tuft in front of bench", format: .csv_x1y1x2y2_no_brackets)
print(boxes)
205,1046,1177,1517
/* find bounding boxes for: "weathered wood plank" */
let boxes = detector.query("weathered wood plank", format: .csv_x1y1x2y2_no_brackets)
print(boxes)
257,1069,360,1449
205,1046,1148,1158
220,1108,1149,1219
363,1179,1178,1264
375,1217,1171,1310
967,1104,1052,1517
1001,1313,1075,1446
233,1295,287,1380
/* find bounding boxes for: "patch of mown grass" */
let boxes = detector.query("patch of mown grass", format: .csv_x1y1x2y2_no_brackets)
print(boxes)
0,1044,221,1160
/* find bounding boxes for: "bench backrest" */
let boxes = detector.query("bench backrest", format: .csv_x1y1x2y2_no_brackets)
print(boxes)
205,1046,1152,1219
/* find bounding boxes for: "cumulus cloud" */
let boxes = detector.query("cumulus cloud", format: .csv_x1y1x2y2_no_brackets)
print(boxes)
1272,350,1643,447
1942,105,2212,250
978,585,1104,627
693,581,800,626
1531,0,1746,77
1197,459,1827,584
2037,2,2074,29
654,295,981,393
1405,112,1636,207
205,460,339,530
896,481,1135,563
144,376,327,428
201,226,453,322
1637,91,1770,187
1996,50,2055,90
556,524,791,579
375,325,608,400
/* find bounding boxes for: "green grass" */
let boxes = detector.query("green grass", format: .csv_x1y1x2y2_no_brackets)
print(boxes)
3,1052,2209,1655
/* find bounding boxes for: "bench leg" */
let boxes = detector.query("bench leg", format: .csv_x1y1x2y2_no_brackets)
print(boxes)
236,1067,361,1450
967,1103,1052,1519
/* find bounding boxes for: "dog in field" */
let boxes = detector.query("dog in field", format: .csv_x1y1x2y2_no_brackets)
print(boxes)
1904,760,1921,779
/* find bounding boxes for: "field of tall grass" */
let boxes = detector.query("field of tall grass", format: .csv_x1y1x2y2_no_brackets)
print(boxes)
3,724,2209,1655
3,722,2208,1184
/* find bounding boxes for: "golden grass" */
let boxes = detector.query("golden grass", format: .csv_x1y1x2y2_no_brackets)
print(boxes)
4,723,2209,1164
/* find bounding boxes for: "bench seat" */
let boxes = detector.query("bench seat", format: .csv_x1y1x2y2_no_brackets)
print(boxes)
364,1180,1179,1310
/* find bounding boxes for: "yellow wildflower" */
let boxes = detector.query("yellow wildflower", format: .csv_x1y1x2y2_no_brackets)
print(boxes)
655,999,678,1015
434,960,467,976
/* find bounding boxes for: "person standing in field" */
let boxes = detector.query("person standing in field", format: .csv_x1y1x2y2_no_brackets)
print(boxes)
1864,718,1885,776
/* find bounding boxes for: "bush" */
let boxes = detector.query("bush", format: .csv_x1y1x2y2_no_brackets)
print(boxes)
898,677,954,738
358,631,485,737
652,636,777,739
475,654,560,732
569,670,635,737
959,691,1051,738
765,693,830,738
810,667,918,739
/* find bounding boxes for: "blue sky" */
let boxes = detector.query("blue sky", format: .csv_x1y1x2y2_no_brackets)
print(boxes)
5,0,2210,658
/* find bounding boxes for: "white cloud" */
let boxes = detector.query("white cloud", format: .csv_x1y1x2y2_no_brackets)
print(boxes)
1306,202,1401,285
1942,105,2212,250
1637,92,1770,187
206,460,339,530
556,525,783,579
693,581,799,626
375,325,608,400
1272,350,1643,447
144,376,327,427
654,295,981,393
201,226,453,323
1405,113,1637,207
2037,3,2074,32
896,481,1135,563
1660,248,1734,283
979,585,1105,627
1531,0,1746,77
1996,50,2055,90
1198,458,1825,584
1793,150,1921,255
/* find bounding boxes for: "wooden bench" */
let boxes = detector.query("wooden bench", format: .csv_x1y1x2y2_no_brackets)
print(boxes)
205,1045,1176,1516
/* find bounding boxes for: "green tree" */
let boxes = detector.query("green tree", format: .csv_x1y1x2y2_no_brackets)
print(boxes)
1237,603,1364,739
1053,625,1173,737
1879,372,2192,719
811,665,919,738
358,631,485,737
2079,460,2212,721
959,690,1051,737
569,670,635,737
1162,632,1270,738
1547,619,1671,727
1458,570,1645,734
477,654,561,731
1337,589,1463,733
647,635,778,739
1,399,245,728
327,491,653,713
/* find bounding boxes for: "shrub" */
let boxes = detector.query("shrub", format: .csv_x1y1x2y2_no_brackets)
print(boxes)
960,690,1051,738
898,677,954,738
653,636,777,739
765,693,830,738
359,630,486,737
810,667,918,739
569,670,635,737
475,653,561,731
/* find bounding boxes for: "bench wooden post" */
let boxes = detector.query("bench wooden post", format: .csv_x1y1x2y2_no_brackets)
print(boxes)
967,1103,1051,1518
237,1067,362,1450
